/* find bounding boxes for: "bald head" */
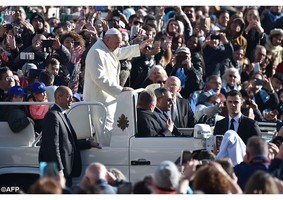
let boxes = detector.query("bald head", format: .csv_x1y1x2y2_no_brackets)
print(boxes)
165,76,181,99
54,86,73,110
85,162,107,184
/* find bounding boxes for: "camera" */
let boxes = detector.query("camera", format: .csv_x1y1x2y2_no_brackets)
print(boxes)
215,135,223,151
255,80,264,86
211,34,220,40
74,41,80,48
42,40,54,48
175,55,188,64
245,98,252,105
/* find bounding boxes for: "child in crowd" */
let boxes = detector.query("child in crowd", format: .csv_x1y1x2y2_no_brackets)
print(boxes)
4,85,34,133
28,82,49,134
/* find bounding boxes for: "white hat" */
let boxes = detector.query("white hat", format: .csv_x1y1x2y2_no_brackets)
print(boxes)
105,28,121,35
175,47,191,55
22,63,37,73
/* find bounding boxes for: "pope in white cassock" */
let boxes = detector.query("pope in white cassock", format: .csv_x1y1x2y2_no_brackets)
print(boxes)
83,27,153,145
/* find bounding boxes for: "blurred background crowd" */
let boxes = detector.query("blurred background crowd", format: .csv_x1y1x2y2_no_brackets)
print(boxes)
0,6,282,124
0,5,283,194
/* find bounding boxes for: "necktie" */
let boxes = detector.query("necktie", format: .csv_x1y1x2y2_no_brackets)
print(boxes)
171,102,179,127
230,118,235,131
64,113,75,133
171,104,175,120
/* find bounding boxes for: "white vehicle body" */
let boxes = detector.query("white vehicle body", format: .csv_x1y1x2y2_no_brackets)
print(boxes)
0,89,275,192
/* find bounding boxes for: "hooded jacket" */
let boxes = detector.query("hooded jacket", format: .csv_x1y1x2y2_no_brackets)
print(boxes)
165,18,184,36
265,34,283,67
226,14,247,53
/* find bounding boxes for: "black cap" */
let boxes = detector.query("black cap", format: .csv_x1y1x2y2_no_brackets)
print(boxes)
30,12,45,23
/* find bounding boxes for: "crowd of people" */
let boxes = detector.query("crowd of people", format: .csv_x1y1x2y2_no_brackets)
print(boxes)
0,5,283,194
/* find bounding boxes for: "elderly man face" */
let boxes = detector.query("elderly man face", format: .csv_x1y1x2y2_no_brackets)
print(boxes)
156,90,173,112
104,34,122,52
165,76,181,99
254,46,266,63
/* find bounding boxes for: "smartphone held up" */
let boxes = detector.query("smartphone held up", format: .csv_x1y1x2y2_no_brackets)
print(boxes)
215,135,224,151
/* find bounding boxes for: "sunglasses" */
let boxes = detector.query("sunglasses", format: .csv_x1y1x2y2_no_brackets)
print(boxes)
133,21,143,26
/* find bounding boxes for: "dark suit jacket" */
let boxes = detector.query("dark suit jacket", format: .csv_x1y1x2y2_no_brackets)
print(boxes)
154,107,180,136
213,115,261,144
175,96,195,128
5,105,30,133
39,104,91,178
136,108,171,137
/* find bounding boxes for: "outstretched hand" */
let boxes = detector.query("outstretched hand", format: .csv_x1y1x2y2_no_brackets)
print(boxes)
139,38,154,50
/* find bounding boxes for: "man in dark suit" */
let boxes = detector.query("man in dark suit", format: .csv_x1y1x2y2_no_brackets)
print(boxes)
39,86,101,187
153,87,181,136
213,90,261,144
136,90,173,137
164,76,195,128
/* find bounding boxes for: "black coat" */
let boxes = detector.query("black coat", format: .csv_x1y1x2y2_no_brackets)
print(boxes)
38,104,91,179
5,105,30,133
154,107,179,136
213,115,261,144
136,108,171,137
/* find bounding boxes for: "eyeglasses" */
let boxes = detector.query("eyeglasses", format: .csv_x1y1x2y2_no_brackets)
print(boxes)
229,74,237,78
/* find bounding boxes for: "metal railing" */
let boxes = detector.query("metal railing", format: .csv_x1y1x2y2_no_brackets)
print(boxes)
0,101,107,145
